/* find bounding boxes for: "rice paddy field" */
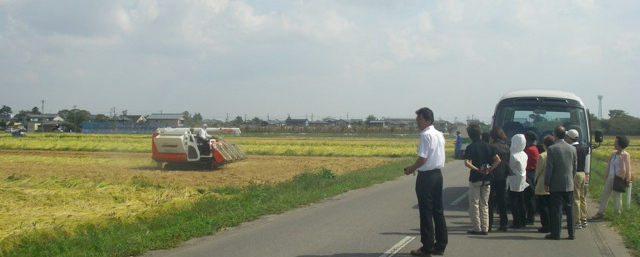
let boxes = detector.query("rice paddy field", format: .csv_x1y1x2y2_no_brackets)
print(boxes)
0,132,425,250
1,132,635,254
591,137,640,179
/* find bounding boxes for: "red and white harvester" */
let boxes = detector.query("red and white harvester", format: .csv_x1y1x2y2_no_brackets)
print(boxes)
152,127,246,169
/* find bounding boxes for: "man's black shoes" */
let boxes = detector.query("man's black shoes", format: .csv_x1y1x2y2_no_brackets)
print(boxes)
545,234,560,240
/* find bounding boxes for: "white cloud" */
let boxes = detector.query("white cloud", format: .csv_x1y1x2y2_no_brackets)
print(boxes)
566,39,603,63
1,0,638,119
437,0,465,23
281,7,356,41
387,28,440,62
615,32,640,61
231,1,268,30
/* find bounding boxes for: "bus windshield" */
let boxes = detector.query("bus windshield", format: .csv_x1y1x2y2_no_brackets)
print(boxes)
493,105,589,146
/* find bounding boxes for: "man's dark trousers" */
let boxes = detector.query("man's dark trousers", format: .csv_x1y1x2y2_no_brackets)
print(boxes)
536,195,551,232
489,179,508,229
524,169,536,223
549,191,575,237
416,170,448,253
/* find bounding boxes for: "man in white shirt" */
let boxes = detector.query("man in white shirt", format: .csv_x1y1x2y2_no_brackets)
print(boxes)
197,124,212,155
404,107,448,256
198,124,211,141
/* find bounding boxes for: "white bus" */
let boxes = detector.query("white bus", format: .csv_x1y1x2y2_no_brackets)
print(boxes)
492,89,603,174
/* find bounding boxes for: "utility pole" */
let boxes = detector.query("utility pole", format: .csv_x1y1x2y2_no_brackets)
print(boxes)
41,100,44,114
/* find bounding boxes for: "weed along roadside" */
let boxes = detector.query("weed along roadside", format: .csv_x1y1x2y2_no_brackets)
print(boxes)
2,159,412,257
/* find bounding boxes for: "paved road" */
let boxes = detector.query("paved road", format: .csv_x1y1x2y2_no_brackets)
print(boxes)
145,160,632,257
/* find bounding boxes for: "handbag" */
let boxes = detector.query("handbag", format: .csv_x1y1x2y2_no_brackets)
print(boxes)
612,175,629,193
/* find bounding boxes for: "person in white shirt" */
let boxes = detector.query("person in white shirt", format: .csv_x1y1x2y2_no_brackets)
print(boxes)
404,107,448,256
198,124,211,141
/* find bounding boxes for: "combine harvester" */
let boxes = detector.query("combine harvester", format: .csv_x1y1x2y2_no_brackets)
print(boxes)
152,127,246,169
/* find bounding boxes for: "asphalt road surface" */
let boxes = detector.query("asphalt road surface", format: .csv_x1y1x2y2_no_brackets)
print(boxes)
145,160,632,257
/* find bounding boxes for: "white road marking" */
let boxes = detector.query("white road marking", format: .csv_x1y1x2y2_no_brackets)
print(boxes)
379,236,415,257
450,190,469,206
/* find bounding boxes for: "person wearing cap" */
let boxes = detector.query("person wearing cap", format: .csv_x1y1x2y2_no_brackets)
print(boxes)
566,129,588,229
197,123,212,155
198,123,212,141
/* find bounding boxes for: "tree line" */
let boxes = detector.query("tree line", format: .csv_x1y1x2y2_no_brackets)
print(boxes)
1,104,639,136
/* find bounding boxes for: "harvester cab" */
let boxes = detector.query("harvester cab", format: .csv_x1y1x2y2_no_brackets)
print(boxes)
152,127,246,169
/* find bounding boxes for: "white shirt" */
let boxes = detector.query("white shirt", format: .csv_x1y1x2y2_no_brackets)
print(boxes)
198,128,211,140
609,153,620,178
417,125,445,171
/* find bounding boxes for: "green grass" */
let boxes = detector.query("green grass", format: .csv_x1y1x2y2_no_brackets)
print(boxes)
588,152,640,257
1,159,413,257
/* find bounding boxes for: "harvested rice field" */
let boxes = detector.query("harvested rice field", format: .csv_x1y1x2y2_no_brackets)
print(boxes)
0,148,399,243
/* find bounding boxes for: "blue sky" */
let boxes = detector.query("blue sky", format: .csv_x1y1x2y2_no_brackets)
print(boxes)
1,0,638,123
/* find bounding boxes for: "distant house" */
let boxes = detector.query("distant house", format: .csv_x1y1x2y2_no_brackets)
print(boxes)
285,116,308,126
309,120,331,127
349,119,364,125
146,113,185,127
0,114,11,123
385,118,415,128
334,119,350,127
23,114,65,132
368,120,386,127
110,115,146,123
262,119,284,126
433,120,450,132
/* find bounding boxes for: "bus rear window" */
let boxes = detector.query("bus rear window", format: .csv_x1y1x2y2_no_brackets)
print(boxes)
494,105,588,146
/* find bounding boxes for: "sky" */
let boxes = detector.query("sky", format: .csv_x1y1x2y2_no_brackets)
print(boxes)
0,0,638,123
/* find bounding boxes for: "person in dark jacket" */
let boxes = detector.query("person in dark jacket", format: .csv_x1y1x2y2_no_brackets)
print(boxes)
523,131,539,224
464,124,501,235
488,127,511,232
566,129,588,229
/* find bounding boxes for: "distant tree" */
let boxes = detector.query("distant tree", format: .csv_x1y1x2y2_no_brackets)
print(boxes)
94,114,110,122
365,115,377,124
14,110,30,120
59,108,91,132
192,113,203,125
0,105,12,116
605,110,640,136
608,110,627,119
182,111,195,127
30,107,41,114
252,117,262,124
232,116,243,126
121,110,128,116
588,112,603,131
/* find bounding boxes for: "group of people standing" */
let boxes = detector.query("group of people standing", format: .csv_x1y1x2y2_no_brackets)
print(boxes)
462,123,634,241
405,107,632,256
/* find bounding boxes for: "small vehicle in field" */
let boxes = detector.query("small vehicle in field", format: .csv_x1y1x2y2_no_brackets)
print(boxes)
152,127,246,169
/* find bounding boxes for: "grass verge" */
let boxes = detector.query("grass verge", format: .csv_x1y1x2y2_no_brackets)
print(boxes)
588,153,640,256
2,158,412,257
